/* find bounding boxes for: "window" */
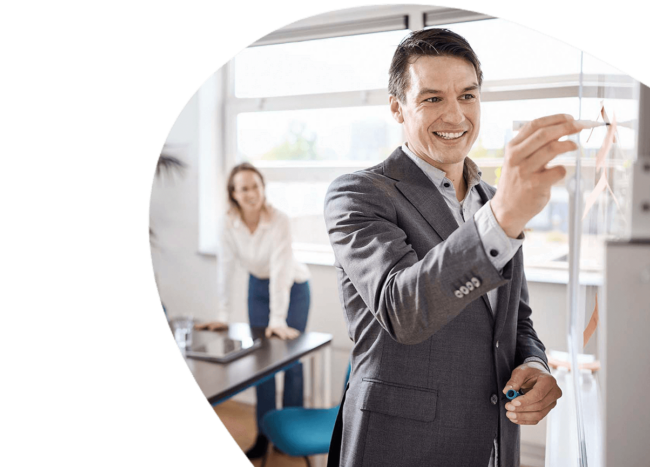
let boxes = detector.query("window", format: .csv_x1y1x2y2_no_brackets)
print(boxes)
211,10,637,273
235,29,409,97
236,106,402,163
224,27,413,262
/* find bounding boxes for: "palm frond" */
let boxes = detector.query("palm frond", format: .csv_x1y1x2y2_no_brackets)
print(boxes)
156,153,187,176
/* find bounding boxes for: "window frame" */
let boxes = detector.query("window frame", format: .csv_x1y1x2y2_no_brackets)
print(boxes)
200,8,636,281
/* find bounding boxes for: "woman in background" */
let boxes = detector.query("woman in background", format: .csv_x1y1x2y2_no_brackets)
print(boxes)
196,162,311,459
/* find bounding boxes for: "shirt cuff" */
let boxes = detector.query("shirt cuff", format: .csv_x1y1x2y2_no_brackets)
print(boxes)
268,316,288,329
474,201,524,271
523,356,551,373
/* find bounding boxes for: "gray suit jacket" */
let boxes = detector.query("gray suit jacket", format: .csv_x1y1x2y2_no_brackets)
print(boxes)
324,148,548,467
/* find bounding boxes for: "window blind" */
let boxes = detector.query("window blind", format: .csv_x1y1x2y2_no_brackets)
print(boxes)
424,7,492,27
252,15,408,47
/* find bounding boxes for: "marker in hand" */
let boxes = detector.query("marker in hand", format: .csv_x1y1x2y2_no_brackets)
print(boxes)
506,388,523,400
513,120,610,131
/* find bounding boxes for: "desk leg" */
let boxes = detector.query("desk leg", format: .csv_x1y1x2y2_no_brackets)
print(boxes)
323,344,332,408
303,355,311,409
311,351,322,408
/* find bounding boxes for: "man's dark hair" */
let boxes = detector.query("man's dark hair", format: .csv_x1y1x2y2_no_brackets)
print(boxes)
388,28,483,103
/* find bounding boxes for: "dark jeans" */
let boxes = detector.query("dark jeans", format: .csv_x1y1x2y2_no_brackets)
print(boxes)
247,274,310,435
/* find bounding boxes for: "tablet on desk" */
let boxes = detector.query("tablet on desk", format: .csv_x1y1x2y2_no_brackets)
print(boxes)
186,331,262,363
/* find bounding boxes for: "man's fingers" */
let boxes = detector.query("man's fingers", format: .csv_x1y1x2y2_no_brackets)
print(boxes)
508,382,559,412
515,378,552,405
506,401,557,425
523,139,578,174
538,165,567,186
503,363,546,394
509,113,575,146
510,375,561,409
503,369,532,393
509,118,582,164
513,387,562,414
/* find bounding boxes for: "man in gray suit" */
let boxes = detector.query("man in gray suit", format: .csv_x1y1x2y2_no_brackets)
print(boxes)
324,29,576,466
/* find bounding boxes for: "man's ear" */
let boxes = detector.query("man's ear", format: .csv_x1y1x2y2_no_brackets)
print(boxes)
389,95,404,124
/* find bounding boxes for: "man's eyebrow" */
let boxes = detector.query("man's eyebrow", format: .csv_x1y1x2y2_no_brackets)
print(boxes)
462,84,480,92
416,83,479,98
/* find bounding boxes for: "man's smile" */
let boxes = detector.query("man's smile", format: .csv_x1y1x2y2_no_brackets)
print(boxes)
432,130,467,140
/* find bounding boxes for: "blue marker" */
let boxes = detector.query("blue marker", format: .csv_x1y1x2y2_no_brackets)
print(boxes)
506,388,527,400
505,389,520,400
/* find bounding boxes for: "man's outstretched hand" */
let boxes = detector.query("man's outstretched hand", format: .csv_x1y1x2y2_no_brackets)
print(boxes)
490,114,581,238
503,361,562,425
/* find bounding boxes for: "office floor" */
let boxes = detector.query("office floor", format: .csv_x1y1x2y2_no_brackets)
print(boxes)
214,400,326,466
215,400,535,467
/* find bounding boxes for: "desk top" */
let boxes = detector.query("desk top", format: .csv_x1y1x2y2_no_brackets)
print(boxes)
184,323,332,405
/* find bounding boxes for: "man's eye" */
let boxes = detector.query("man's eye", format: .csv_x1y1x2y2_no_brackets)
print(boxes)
425,97,441,103
461,94,476,100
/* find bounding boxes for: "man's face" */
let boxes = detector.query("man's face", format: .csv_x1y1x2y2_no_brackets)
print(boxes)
390,55,480,168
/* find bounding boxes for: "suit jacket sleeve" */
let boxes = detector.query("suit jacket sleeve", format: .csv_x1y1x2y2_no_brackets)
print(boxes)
515,270,550,369
324,172,513,345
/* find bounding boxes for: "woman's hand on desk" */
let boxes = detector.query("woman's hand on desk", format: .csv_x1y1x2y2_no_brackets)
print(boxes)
194,321,229,331
265,325,301,340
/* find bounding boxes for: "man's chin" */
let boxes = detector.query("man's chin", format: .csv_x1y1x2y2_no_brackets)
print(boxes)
427,150,469,166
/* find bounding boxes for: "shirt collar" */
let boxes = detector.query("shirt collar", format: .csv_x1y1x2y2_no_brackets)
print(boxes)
401,142,483,189
230,203,274,230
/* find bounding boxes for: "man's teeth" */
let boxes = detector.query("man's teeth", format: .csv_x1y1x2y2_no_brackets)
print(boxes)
434,131,465,140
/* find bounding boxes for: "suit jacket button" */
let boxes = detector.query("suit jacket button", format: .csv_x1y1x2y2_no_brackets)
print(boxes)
491,394,498,405
471,277,481,287
454,290,464,298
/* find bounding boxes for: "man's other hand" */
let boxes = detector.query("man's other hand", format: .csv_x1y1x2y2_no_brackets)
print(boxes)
502,361,562,425
490,114,582,238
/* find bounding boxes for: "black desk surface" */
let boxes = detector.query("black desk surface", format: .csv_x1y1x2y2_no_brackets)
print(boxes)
184,323,332,405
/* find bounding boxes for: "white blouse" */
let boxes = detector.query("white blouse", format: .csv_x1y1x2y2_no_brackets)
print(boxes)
215,205,311,328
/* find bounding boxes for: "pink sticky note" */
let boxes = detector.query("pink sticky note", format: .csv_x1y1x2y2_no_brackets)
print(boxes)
582,171,609,221
595,114,617,172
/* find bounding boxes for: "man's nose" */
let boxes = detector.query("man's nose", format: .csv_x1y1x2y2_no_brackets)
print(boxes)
440,99,465,125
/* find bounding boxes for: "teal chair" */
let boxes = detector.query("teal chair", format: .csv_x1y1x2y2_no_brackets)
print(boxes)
260,362,351,467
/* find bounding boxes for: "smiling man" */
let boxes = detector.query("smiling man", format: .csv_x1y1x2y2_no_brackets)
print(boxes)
324,29,576,466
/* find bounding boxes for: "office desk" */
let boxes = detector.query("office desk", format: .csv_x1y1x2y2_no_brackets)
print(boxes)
184,323,333,407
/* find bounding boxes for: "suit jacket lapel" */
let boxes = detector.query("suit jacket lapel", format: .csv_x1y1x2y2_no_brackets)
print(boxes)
385,149,459,241
475,182,513,336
